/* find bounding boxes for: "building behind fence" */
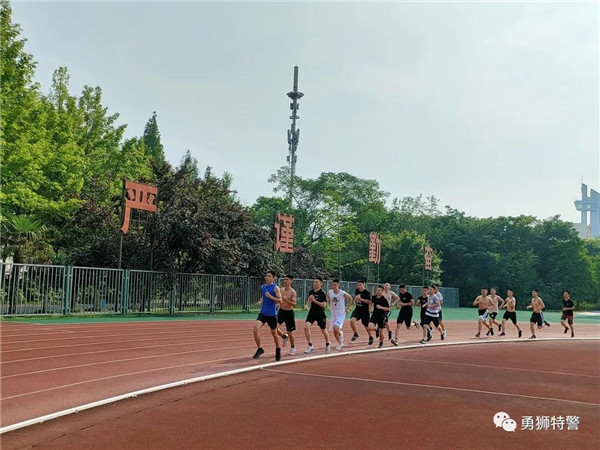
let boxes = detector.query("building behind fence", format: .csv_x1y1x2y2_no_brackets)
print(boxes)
0,263,460,316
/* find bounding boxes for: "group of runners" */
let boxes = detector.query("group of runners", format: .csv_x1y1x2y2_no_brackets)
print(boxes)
472,287,576,340
252,271,577,361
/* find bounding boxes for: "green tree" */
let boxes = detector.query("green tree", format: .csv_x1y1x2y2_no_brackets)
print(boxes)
143,111,165,167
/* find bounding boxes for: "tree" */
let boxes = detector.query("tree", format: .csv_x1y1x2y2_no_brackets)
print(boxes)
143,111,165,167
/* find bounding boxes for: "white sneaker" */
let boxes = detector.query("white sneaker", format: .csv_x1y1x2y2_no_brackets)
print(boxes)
442,330,447,339
289,347,296,356
304,346,313,354
339,331,344,345
325,343,331,354
335,343,343,351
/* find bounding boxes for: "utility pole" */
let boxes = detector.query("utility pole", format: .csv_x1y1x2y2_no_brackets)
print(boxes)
286,66,303,205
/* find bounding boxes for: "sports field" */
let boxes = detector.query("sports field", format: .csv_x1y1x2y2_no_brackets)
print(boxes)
1,312,599,449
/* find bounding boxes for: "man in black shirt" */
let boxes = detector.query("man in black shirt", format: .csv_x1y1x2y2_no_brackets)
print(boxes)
560,290,575,338
304,277,330,354
349,281,374,344
368,285,390,348
391,284,420,346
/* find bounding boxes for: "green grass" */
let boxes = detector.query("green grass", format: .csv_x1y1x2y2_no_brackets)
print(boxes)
1,308,599,325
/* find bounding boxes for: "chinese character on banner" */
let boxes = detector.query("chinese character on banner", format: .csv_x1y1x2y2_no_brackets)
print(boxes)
521,416,534,431
424,245,433,271
566,416,579,431
535,416,550,431
121,180,158,234
368,232,381,264
274,213,294,254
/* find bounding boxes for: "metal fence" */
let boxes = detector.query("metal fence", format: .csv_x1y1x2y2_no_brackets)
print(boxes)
0,262,459,316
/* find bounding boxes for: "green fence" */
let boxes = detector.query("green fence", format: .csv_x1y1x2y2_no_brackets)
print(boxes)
0,263,459,316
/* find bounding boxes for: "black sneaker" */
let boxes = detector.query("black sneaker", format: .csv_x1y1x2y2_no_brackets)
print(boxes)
564,327,568,334
426,332,432,342
368,336,374,345
351,333,359,341
530,335,536,339
486,330,491,336
475,333,480,338
498,324,502,332
275,347,281,361
253,348,265,359
499,332,506,336
378,341,383,348
419,339,427,344
391,339,399,346
518,330,522,338
441,332,445,341
544,321,550,327
571,332,575,338
490,328,494,336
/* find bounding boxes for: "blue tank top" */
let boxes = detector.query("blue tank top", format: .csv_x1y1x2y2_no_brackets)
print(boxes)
260,283,277,316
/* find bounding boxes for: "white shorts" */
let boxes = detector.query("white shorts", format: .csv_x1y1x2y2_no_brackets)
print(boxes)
329,313,345,331
479,311,489,321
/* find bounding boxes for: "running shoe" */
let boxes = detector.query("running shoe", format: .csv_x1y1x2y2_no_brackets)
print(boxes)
391,339,399,346
564,327,568,334
305,345,313,354
325,343,331,354
368,336,374,345
289,347,296,356
351,333,359,341
544,321,550,327
442,330,447,340
475,333,480,338
518,330,522,338
571,332,575,338
499,332,506,336
378,341,383,348
426,330,432,342
335,343,343,351
486,330,491,337
253,348,265,359
419,339,427,344
275,347,281,361
530,335,536,339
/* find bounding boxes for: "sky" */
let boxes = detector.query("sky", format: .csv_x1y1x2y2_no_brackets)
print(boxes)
11,1,600,223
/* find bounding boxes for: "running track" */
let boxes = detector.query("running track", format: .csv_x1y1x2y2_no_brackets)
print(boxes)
1,319,599,448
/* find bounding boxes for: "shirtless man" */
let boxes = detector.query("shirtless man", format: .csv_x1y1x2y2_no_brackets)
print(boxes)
487,288,503,335
526,290,546,339
381,283,399,341
499,289,522,338
473,288,494,338
276,275,298,355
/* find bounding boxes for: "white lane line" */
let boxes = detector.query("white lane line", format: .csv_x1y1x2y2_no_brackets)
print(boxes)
369,355,600,379
1,344,255,379
262,368,600,407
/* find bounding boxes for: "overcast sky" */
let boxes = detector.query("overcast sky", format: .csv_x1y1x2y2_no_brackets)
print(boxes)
12,1,600,223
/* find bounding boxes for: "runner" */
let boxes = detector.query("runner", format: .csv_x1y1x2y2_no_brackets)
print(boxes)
368,285,390,348
560,290,575,338
304,277,330,354
487,288,503,335
391,284,420,346
327,279,352,351
419,286,443,344
349,281,374,344
253,270,283,361
527,290,546,339
416,286,429,329
473,288,494,338
381,283,399,341
276,275,298,355
499,289,522,338
433,285,446,339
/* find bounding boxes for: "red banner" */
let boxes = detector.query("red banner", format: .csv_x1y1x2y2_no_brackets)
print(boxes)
274,213,294,254
368,232,381,264
121,180,158,234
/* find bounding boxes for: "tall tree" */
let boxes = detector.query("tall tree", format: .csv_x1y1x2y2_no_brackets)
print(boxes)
143,111,165,167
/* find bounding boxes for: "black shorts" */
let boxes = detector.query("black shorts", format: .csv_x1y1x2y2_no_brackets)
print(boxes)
257,313,277,330
489,312,498,320
438,310,443,321
424,315,440,328
561,314,574,324
530,312,543,326
397,308,413,327
306,310,326,329
370,313,386,329
503,311,517,324
277,308,296,331
351,306,370,327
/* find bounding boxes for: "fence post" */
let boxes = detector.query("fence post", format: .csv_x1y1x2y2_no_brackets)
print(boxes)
168,275,176,315
210,275,216,314
121,269,130,315
62,266,72,315
244,276,250,312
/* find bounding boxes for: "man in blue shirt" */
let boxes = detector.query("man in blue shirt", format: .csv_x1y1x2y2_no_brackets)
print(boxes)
253,270,283,361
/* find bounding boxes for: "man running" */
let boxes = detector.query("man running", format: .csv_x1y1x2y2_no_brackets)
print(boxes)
433,285,446,339
368,285,390,348
473,288,494,338
276,275,298,355
499,289,522,338
527,290,546,339
420,286,444,344
487,288,503,335
327,279,352,351
381,283,399,341
416,286,428,329
391,284,420,346
304,277,330,354
349,281,373,344
253,270,283,361
560,290,575,338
